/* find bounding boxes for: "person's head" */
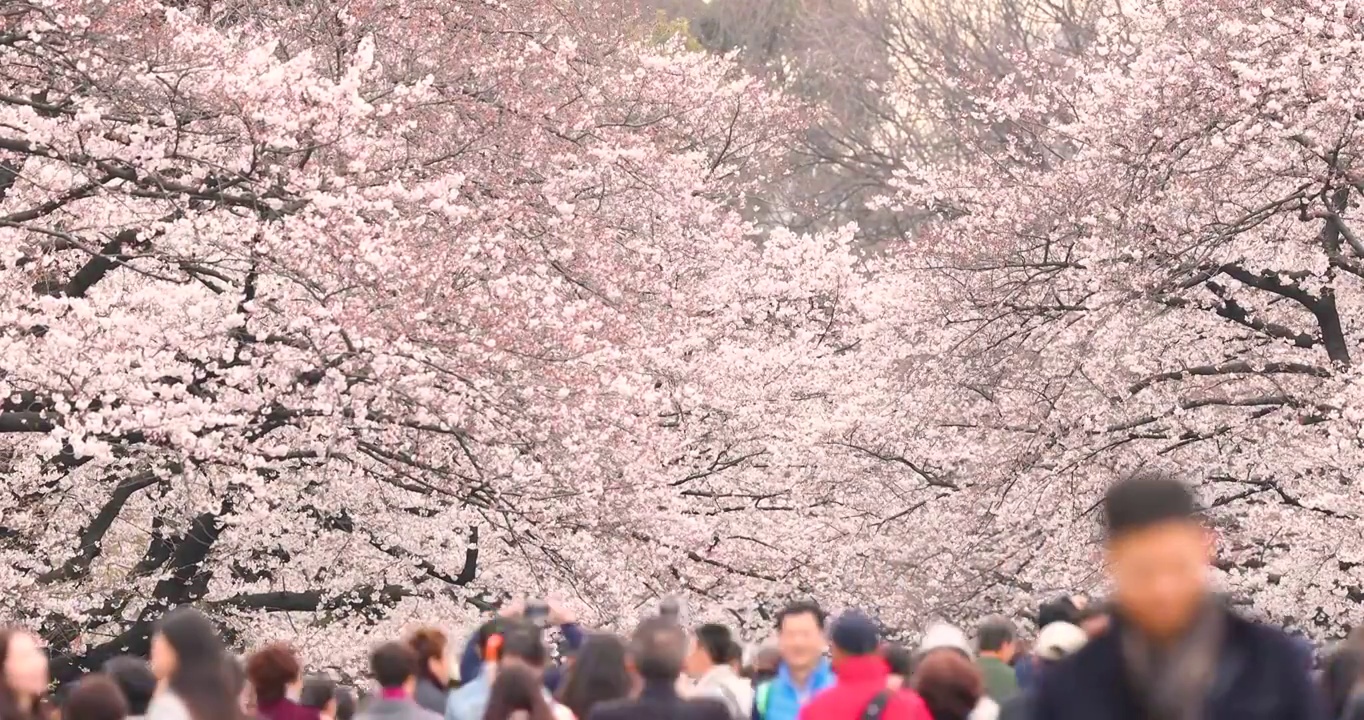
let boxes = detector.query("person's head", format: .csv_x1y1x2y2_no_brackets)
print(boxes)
882,644,912,690
0,629,48,715
482,664,553,720
1032,622,1087,676
474,619,507,664
150,609,237,720
629,618,687,683
912,649,983,720
750,645,780,684
1103,471,1209,641
499,623,548,673
404,628,448,690
1036,597,1079,630
774,601,826,671
102,657,155,717
245,644,301,706
369,642,418,695
60,676,125,720
685,625,733,677
975,616,1017,662
554,634,631,720
298,677,337,720
726,641,743,674
828,611,880,666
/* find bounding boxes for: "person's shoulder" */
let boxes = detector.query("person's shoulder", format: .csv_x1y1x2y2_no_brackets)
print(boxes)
684,695,732,719
886,688,932,720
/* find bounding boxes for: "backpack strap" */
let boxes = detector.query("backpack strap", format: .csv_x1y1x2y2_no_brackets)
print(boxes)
860,690,893,720
755,681,772,720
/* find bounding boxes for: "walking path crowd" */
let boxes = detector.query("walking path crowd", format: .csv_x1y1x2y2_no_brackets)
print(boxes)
7,473,1364,720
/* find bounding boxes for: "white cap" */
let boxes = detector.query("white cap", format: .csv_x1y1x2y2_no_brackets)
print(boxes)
1035,622,1088,661
919,622,973,658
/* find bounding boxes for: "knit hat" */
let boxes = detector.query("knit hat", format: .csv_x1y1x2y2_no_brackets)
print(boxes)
830,610,880,655
918,622,973,658
1034,622,1087,661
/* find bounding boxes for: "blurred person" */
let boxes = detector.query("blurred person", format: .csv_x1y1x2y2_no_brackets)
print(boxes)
685,625,751,719
587,618,728,720
406,630,450,715
883,645,913,691
1015,598,1083,692
749,647,780,686
247,643,317,720
481,665,556,720
1030,472,1325,720
753,602,833,720
147,609,238,720
103,657,156,720
0,629,49,720
726,642,745,678
61,675,127,720
1074,603,1109,640
917,625,997,720
974,618,1018,704
555,634,632,720
913,649,983,720
299,677,339,720
795,611,929,720
448,623,568,720
357,643,440,720
997,623,1087,720
457,603,582,692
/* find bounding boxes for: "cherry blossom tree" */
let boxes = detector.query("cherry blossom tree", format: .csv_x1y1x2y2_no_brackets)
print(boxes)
868,0,1364,634
0,0,892,677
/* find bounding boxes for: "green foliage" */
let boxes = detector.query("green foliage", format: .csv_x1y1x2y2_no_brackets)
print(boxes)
647,9,703,52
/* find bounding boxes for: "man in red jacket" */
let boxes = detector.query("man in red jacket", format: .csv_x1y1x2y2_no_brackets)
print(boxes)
797,611,931,720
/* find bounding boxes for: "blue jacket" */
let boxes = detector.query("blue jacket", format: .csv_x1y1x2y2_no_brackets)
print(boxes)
1014,653,1039,691
1031,610,1326,720
751,658,836,720
456,622,583,692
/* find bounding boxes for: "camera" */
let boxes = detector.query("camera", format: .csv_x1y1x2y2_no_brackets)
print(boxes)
525,599,550,626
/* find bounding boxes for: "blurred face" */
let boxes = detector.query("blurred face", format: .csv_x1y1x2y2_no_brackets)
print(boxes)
1080,613,1110,638
1106,520,1210,641
777,612,825,671
3,633,47,699
683,635,709,678
321,699,337,720
427,656,448,684
150,633,178,682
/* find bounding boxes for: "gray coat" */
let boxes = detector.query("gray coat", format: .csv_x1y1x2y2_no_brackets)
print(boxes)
359,698,444,720
413,678,448,716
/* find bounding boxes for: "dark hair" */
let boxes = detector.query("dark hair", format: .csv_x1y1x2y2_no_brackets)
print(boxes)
694,625,734,665
499,624,547,668
60,676,125,720
1036,597,1079,628
370,643,417,689
405,628,448,691
775,601,825,631
555,634,631,720
726,641,744,668
883,644,913,677
102,657,155,716
630,618,686,682
333,688,356,720
155,609,239,720
1103,471,1197,537
482,665,553,720
976,617,1016,653
913,649,983,720
246,644,301,705
298,676,337,710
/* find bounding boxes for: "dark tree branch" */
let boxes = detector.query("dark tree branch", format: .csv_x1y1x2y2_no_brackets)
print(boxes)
39,470,164,584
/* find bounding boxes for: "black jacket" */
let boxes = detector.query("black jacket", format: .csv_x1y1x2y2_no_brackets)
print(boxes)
588,680,732,720
1031,609,1326,720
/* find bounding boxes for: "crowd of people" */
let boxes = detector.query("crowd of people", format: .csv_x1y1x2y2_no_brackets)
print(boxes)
7,473,1364,720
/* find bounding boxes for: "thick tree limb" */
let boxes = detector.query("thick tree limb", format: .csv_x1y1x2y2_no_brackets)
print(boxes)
39,470,164,584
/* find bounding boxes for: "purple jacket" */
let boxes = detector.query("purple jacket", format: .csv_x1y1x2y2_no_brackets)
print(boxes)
258,698,321,720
